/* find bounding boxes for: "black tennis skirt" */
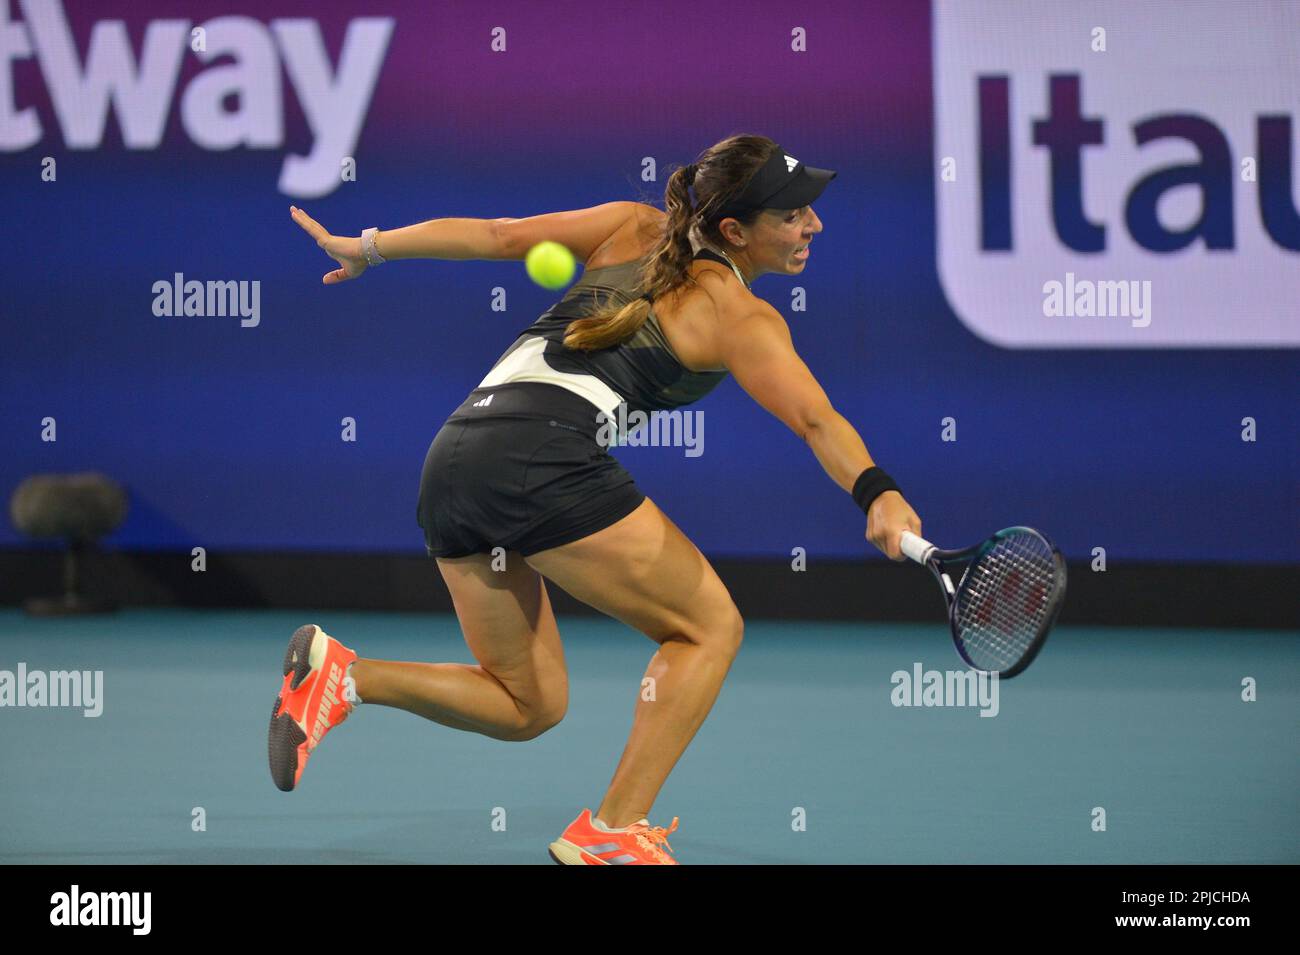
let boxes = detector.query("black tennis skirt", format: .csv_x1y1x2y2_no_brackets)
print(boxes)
417,382,646,558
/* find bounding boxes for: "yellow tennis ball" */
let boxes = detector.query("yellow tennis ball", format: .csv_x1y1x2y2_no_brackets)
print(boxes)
525,241,576,290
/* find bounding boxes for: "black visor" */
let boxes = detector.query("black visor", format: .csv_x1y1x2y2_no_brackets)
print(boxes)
706,146,837,224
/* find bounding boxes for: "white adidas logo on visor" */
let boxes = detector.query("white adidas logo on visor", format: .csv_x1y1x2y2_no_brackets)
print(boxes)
472,393,495,408
784,154,798,172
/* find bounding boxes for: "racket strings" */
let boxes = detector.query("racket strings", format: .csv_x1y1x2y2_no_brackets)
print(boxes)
953,530,1060,671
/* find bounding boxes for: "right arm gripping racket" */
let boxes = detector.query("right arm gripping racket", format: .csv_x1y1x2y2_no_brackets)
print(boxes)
899,527,1067,678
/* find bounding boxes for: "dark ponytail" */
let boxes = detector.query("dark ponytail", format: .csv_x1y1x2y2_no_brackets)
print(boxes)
562,134,776,351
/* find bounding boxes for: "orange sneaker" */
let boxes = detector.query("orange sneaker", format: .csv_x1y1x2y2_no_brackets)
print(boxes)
548,809,681,865
268,625,358,792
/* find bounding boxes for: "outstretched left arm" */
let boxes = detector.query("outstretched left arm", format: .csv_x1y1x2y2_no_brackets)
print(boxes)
369,216,507,261
368,201,642,262
291,201,641,284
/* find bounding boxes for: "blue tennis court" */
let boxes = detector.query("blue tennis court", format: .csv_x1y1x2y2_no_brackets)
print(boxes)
2,608,1294,864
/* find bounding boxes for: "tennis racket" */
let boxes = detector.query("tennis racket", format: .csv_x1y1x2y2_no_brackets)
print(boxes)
899,527,1066,678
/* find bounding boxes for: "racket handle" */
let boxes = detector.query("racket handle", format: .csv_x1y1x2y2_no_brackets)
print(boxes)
899,530,933,564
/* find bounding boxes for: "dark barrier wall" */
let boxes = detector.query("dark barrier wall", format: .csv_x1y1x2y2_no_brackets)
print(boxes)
1,0,1296,564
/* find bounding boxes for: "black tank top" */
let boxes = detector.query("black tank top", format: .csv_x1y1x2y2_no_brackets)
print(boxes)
475,249,733,422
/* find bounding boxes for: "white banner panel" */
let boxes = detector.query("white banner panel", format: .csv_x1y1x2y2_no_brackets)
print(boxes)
934,0,1299,347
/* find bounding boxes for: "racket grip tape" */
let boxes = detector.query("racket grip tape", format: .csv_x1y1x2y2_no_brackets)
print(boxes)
899,531,932,564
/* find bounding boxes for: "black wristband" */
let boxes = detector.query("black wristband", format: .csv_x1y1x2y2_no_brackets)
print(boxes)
851,466,900,515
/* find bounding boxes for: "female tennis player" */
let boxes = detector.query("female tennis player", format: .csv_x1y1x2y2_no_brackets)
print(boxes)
270,134,922,865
